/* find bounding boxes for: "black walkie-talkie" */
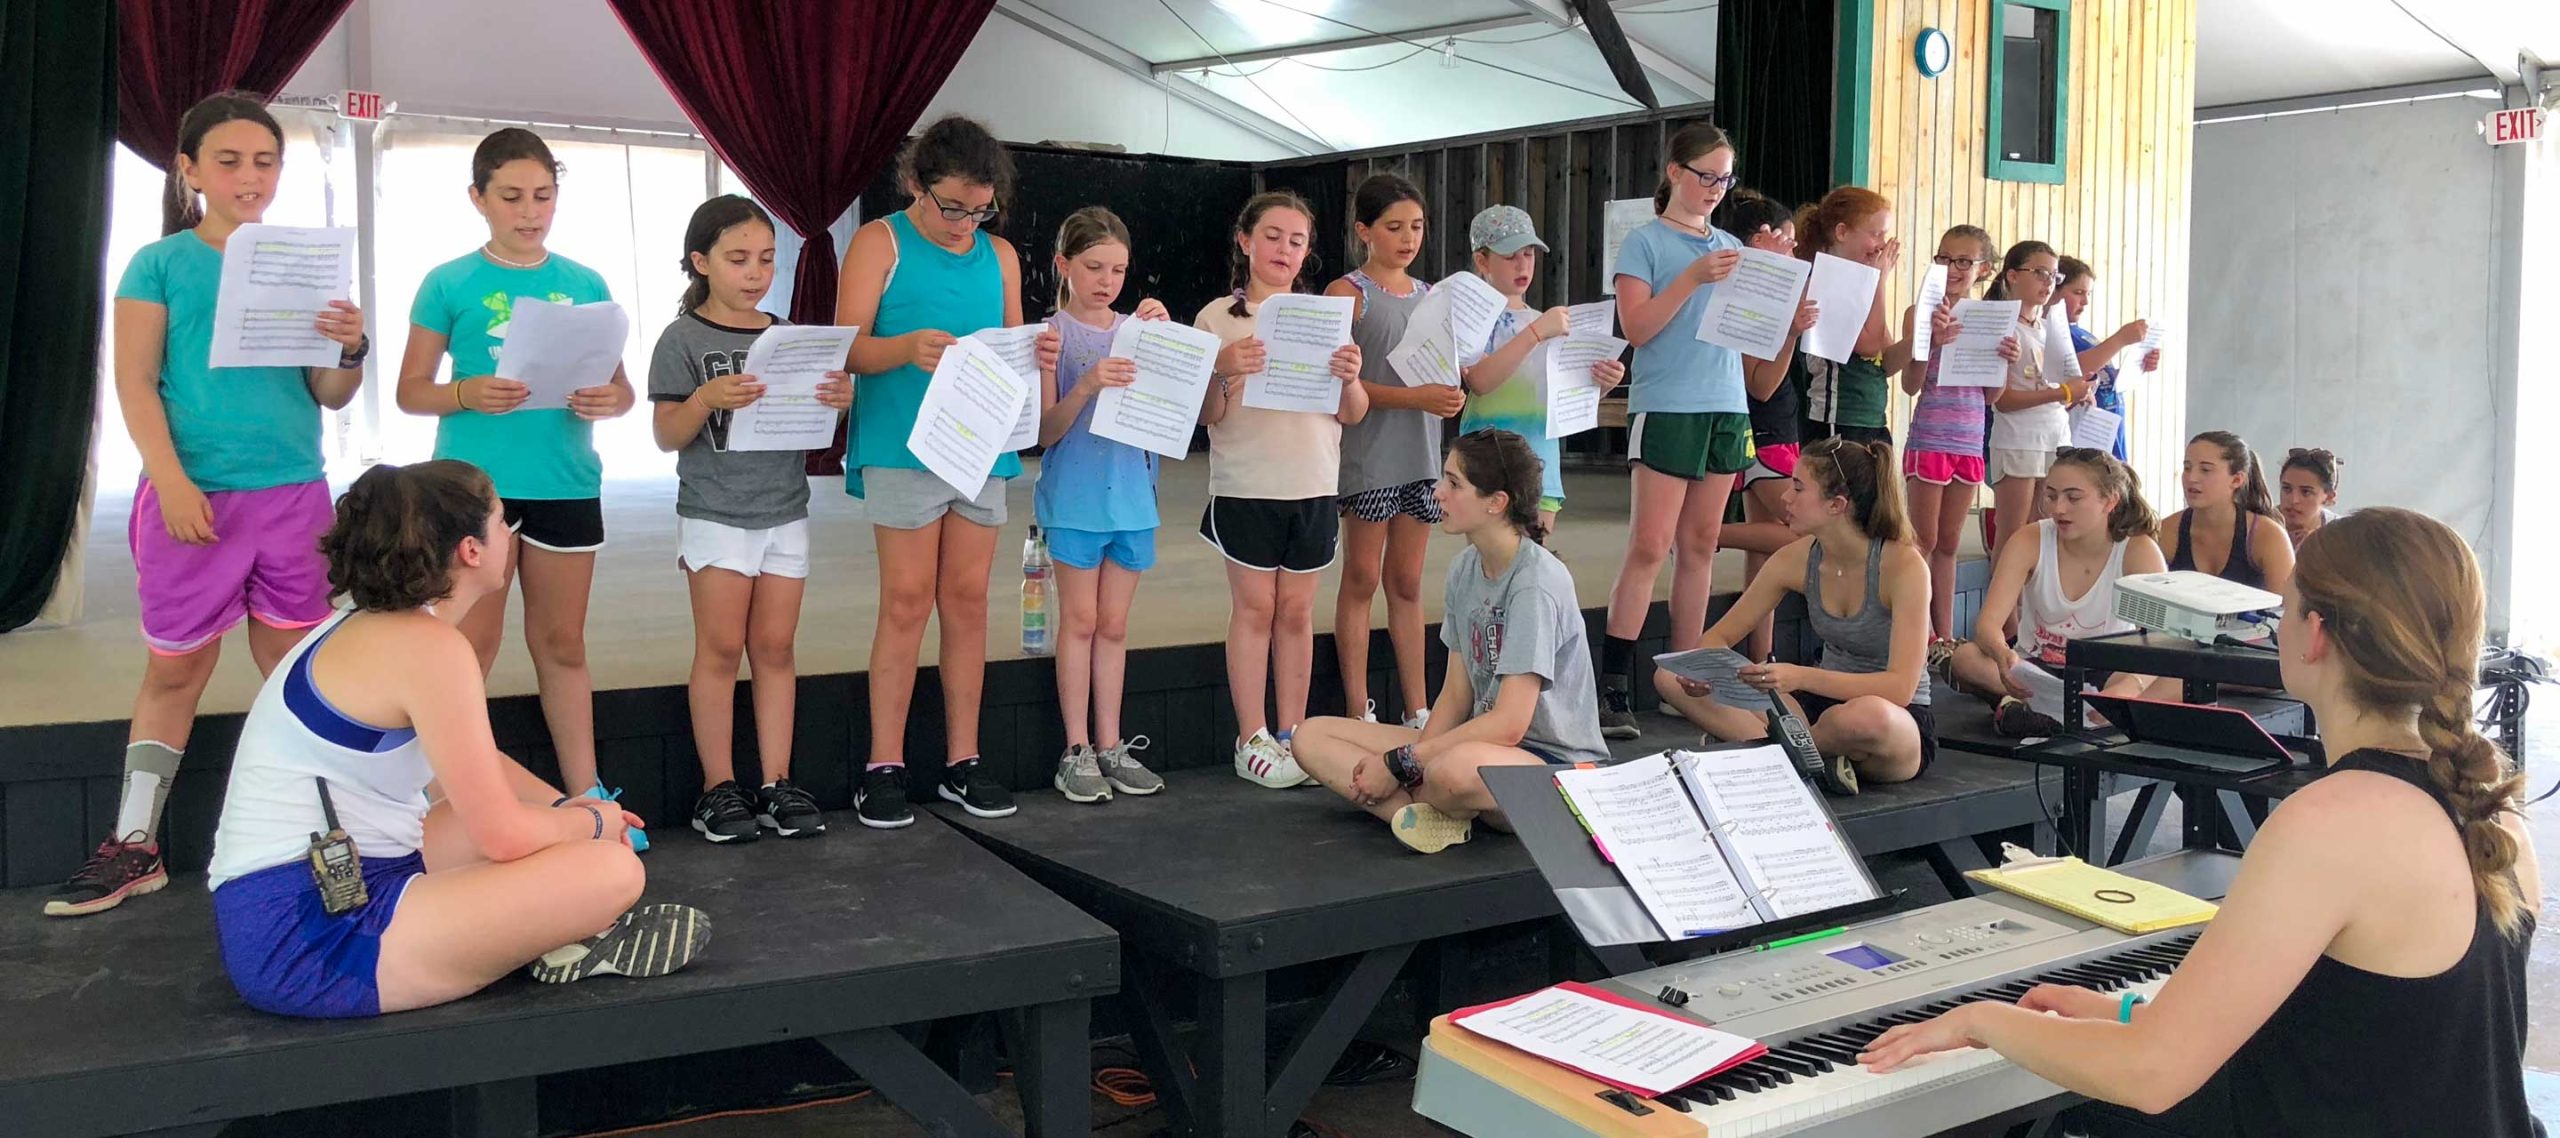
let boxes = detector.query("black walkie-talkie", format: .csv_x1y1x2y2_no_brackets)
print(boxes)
1768,705,1858,796
308,777,366,915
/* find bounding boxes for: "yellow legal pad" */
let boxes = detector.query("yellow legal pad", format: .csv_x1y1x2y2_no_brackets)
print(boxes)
1965,857,2218,934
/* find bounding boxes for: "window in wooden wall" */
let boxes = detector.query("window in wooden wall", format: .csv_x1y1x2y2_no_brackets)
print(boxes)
1988,0,2070,184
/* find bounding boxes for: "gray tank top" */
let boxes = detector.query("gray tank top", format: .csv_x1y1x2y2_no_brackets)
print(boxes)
1337,271,1444,495
1805,538,1927,706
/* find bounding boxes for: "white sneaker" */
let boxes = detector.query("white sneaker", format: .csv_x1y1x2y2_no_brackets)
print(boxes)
1233,728,1310,788
1388,803,1473,854
1358,699,1379,724
1404,707,1432,732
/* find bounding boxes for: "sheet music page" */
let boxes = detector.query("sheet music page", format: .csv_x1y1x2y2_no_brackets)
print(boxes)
1453,984,1763,1097
495,298,630,410
1908,262,1950,362
725,324,857,452
1091,319,1219,458
1939,300,2021,388
1799,252,1881,364
1693,247,1811,360
1652,647,1773,711
1553,756,1759,938
1676,746,1877,919
1242,293,1354,413
966,324,1045,451
210,224,355,368
905,335,1028,494
1541,334,1624,439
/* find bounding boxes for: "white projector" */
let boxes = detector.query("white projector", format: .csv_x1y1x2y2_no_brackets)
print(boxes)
2112,571,2283,643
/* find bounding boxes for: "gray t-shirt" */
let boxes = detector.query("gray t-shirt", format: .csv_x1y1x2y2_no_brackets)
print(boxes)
1439,540,1610,765
647,312,814,529
1338,271,1445,495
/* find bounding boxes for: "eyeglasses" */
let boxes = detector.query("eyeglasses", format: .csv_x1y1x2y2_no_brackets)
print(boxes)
1680,162,1739,192
1931,254,1983,269
2013,269,2065,284
927,190,999,224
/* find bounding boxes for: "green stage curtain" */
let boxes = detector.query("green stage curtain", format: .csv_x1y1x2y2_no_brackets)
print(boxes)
0,0,116,631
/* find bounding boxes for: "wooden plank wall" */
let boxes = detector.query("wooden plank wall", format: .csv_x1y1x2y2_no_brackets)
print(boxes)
1859,0,2195,492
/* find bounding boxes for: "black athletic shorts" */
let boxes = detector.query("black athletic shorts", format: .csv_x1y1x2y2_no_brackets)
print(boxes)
1200,495,1337,574
1796,691,1938,776
502,497,605,553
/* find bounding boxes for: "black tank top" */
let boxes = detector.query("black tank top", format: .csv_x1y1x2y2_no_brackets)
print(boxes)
2150,749,2539,1137
2167,510,2266,589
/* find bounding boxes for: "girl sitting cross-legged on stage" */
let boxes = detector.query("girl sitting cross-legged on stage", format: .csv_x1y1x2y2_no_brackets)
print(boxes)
208,461,707,1019
1653,438,1938,786
1289,430,1611,854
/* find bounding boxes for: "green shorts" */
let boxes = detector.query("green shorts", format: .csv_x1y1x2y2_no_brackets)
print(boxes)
1538,495,1565,514
1630,411,1756,480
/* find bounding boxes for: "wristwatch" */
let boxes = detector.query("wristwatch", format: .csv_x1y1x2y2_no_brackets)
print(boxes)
1384,744,1425,788
338,334,371,369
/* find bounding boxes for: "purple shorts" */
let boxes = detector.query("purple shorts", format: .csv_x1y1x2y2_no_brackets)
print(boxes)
214,852,423,1018
130,477,335,655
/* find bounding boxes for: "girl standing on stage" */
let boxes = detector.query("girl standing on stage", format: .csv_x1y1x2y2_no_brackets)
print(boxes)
1981,240,2087,555
836,114,1056,828
1902,224,2005,643
1718,191,1820,659
1656,439,1936,786
208,461,708,1018
1291,430,1610,854
50,94,370,919
1866,508,2540,1138
1195,190,1369,789
1947,448,2162,737
1794,187,1905,446
2161,430,2294,595
1033,206,1171,804
1328,173,1452,732
648,196,850,843
396,128,634,802
2279,447,2342,547
1457,203,1627,536
2054,256,2159,462
1596,122,1754,740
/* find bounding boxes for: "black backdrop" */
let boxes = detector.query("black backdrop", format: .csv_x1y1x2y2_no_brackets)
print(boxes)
1715,0,1836,211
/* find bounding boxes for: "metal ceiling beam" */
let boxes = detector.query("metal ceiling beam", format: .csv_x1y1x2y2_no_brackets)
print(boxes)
992,0,1326,155
1621,29,1713,104
1150,0,1662,75
1568,0,1658,108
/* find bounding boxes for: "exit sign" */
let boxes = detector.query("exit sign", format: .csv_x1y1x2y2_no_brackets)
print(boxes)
2488,106,2543,145
341,90,385,121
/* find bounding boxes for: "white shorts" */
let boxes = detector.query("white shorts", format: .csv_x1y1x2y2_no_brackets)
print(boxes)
1989,447,2056,482
677,516,810,579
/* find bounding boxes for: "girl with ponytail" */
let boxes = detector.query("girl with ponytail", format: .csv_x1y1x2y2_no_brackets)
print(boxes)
1862,507,2540,1138
2162,430,2294,595
1657,439,1939,786
1947,448,2164,737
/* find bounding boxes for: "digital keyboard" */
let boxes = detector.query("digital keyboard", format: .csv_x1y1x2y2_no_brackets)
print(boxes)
1414,890,2207,1138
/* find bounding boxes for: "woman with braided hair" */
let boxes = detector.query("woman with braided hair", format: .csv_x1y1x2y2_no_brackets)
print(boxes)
1861,508,2540,1137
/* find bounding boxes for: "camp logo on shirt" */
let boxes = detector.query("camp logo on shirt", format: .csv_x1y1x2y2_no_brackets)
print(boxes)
698,347,749,452
479,290,578,367
1468,603,1507,715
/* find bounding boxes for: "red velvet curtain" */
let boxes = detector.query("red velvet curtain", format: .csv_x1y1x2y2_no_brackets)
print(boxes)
118,0,352,229
607,0,997,474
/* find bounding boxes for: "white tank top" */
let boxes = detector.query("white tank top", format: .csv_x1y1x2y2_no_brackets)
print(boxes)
2012,519,2134,665
208,609,435,890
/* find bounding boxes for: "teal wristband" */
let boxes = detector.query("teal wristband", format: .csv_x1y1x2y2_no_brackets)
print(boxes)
2118,991,2146,1023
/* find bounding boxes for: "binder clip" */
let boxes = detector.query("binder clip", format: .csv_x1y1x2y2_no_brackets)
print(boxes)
1657,985,1691,1008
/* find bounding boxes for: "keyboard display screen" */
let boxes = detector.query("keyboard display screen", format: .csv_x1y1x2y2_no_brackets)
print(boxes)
1823,942,1901,970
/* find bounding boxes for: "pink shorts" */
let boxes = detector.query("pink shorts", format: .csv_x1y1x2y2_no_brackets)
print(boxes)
1903,449,1987,486
1742,442,1800,485
130,478,336,655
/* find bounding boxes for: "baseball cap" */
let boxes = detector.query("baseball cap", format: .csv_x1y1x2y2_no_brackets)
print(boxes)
1469,205,1548,256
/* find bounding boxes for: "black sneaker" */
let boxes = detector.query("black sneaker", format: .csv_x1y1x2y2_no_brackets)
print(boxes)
856,765,916,829
689,781,761,844
1599,678,1641,740
937,758,1018,818
42,834,168,918
528,902,712,984
756,779,826,838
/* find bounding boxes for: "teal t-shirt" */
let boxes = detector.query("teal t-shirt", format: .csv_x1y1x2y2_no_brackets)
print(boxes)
113,231,323,492
847,210,1021,499
410,250,616,500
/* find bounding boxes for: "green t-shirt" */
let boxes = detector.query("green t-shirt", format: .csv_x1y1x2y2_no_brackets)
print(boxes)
113,230,323,492
410,250,616,500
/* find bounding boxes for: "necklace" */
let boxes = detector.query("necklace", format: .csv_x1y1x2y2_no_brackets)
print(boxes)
1660,213,1709,236
482,243,548,269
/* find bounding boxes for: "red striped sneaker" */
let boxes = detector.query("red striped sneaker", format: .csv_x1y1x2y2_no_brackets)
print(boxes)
43,833,168,918
1234,729,1310,788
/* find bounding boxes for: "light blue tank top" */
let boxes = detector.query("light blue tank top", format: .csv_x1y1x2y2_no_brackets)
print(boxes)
1033,311,1160,533
847,210,1021,498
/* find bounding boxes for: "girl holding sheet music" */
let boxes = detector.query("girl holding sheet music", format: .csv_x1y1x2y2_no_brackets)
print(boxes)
1946,448,2162,737
1719,191,1821,660
1980,241,2089,555
1194,190,1369,790
1901,224,2006,644
394,127,633,800
1291,430,1610,854
834,114,1057,829
1327,173,1450,733
1458,204,1627,537
1032,206,1172,805
2055,257,2159,462
647,195,850,844
1655,438,1938,785
49,94,371,920
1864,508,2540,1138
1792,188,1907,447
1597,122,1753,741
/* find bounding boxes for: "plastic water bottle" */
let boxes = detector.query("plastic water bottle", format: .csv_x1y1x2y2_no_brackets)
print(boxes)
1021,525,1051,657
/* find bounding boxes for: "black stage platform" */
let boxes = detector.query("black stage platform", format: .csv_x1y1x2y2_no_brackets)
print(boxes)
0,812,1114,1138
